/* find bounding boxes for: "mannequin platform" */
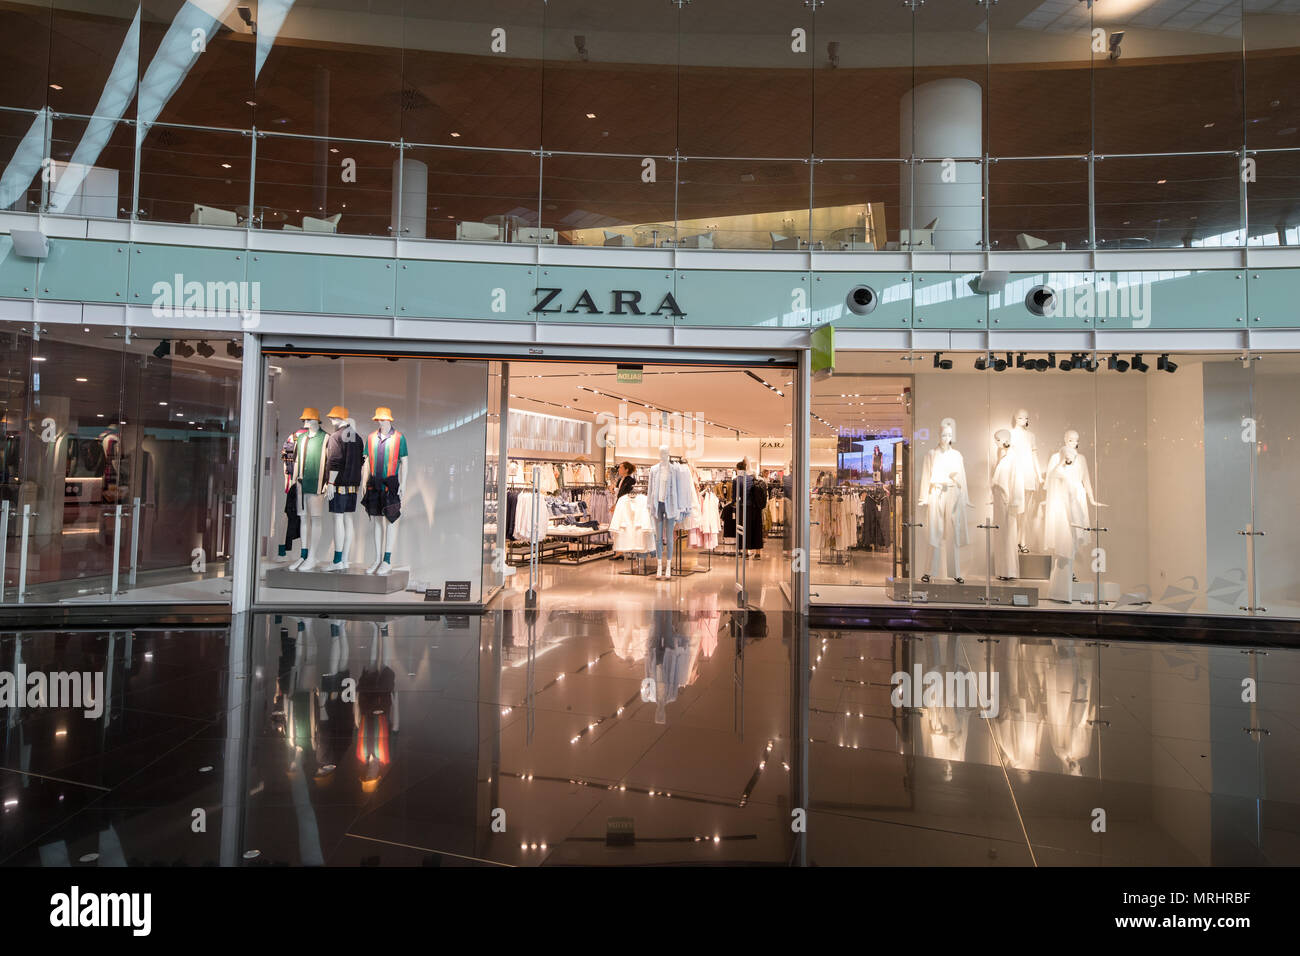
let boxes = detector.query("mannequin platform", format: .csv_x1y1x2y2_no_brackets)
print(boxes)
265,567,409,594
890,577,1039,607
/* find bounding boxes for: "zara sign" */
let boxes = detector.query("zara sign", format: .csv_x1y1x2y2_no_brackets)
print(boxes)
533,287,686,317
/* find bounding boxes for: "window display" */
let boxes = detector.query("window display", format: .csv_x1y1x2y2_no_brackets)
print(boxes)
257,352,491,605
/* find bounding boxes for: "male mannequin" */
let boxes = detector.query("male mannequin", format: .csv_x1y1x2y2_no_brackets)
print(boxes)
989,428,1023,580
288,408,328,571
322,406,364,572
1008,409,1044,553
360,407,408,576
647,445,688,579
1042,430,1106,603
917,418,970,584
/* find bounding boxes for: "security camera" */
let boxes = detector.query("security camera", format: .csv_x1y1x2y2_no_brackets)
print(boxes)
1025,284,1057,317
846,284,877,315
970,270,1009,295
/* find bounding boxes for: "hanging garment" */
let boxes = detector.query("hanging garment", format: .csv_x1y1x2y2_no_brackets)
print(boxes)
647,461,692,523
918,445,971,549
720,502,736,539
733,474,768,550
1042,451,1093,560
513,490,549,542
609,493,655,552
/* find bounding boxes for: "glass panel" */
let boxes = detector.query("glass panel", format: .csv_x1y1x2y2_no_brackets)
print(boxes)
256,351,489,606
400,0,544,150
541,0,677,155
903,158,984,250
541,152,676,247
0,108,47,215
810,161,897,251
255,0,400,143
139,0,253,131
1246,149,1300,246
1252,352,1299,619
137,123,251,226
254,134,395,237
45,114,135,220
678,0,812,157
18,323,126,602
1245,3,1300,149
676,157,811,250
988,158,1090,252
809,352,912,605
116,331,242,603
400,144,539,242
0,2,51,111
0,322,29,602
1092,7,1243,155
1095,154,1242,249
989,0,1092,157
812,1,913,159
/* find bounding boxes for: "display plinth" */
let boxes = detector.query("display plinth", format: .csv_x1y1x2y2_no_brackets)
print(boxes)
890,578,1039,607
1017,553,1051,580
264,567,409,594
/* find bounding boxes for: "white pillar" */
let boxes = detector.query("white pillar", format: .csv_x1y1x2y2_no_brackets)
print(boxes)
391,158,428,239
900,78,982,251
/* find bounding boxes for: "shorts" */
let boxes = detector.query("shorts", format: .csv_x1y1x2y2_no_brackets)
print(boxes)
328,491,358,513
361,475,402,523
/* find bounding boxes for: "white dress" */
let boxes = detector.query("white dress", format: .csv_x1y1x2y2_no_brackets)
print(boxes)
918,446,971,549
1042,451,1092,560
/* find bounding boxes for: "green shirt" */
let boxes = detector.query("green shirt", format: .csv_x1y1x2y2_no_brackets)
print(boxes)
297,430,327,494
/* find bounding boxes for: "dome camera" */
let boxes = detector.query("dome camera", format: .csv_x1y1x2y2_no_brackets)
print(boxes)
846,284,877,316
1025,284,1057,317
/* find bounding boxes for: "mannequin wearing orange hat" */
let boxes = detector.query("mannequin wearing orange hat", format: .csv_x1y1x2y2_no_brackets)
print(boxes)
360,406,408,575
289,408,329,571
322,406,363,571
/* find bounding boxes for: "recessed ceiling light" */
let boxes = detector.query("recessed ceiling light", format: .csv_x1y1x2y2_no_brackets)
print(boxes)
32,356,45,362
1203,121,1215,128
221,163,232,169
75,377,87,382
96,413,104,418
159,401,168,406
450,131,461,137
329,147,339,154
245,100,256,106
1156,178,1167,184
49,83,62,91
586,112,597,119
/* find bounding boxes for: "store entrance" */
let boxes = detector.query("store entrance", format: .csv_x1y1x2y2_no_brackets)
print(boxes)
493,358,796,616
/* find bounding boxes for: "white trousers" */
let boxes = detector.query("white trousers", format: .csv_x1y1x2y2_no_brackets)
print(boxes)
991,488,1020,579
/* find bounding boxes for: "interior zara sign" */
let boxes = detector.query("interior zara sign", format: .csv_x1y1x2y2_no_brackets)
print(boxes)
533,287,686,317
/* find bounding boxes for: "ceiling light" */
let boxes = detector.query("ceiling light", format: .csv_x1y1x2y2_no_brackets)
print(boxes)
49,84,63,91
196,340,215,358
1203,122,1215,128
75,377,87,382
1157,354,1178,373
329,147,339,154
1108,353,1129,373
449,132,461,137
1156,178,1167,184
221,163,232,169
32,356,46,362
586,112,597,119
1131,353,1149,373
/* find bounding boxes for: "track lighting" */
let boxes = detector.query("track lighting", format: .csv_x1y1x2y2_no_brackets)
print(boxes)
1058,353,1075,372
152,339,170,359
974,355,988,371
1081,354,1099,372
1131,353,1149,373
995,352,1009,371
196,339,215,358
1108,353,1129,372
174,340,195,358
1157,354,1177,373
933,352,952,370
227,340,243,358
1015,352,1026,369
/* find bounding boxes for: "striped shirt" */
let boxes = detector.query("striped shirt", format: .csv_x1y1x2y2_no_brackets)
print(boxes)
367,429,408,479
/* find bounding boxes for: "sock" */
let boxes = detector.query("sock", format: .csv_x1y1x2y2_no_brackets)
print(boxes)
300,548,308,559
333,551,342,563
277,545,286,557
383,552,391,563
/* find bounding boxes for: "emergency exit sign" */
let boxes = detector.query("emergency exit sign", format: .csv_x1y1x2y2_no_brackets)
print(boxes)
616,365,643,384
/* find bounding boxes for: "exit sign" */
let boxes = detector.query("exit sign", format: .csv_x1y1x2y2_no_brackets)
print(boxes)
616,365,643,384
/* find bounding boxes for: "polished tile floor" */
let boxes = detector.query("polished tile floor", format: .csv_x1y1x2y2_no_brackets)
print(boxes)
0,612,1295,866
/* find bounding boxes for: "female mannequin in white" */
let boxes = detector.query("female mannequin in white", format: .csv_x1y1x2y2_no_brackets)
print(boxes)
989,428,1023,580
1042,429,1106,603
917,418,971,584
1008,409,1044,553
289,408,328,572
360,407,409,576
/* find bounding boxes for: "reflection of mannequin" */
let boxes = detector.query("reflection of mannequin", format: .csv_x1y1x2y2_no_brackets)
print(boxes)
289,410,328,572
917,419,970,583
1042,430,1105,603
1008,410,1044,552
355,622,400,792
360,408,408,576
643,610,689,724
990,429,1023,580
1044,640,1096,775
647,445,688,580
916,634,975,770
323,407,363,573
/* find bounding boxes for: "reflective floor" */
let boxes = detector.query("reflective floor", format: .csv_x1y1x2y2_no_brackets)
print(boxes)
0,613,1296,866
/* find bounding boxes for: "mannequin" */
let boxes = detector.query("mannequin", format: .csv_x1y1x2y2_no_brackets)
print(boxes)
288,408,328,571
917,418,970,584
360,407,408,576
1008,409,1044,553
1042,430,1106,603
322,406,364,572
647,445,689,579
989,428,1023,580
